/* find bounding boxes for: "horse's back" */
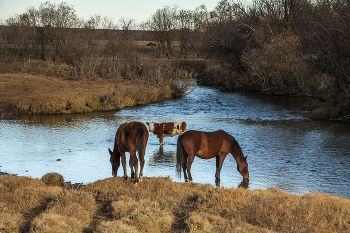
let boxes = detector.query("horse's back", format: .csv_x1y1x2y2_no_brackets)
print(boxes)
116,122,149,151
125,121,148,135
182,130,231,158
183,130,230,142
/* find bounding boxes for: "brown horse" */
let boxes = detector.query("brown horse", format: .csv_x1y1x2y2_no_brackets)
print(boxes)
108,121,149,183
176,130,249,186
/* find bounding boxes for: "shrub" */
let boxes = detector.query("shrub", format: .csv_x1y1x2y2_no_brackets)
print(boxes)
41,173,65,188
242,32,315,95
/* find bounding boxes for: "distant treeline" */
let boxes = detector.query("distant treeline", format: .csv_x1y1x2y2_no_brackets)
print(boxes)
1,0,350,119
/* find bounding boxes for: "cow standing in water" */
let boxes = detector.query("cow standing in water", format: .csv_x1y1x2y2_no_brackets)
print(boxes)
146,122,187,145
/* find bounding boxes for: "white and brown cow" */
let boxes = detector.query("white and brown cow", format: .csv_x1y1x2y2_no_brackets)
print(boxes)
146,121,187,145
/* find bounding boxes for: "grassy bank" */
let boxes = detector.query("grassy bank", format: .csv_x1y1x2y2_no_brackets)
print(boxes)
1,173,349,232
0,73,176,115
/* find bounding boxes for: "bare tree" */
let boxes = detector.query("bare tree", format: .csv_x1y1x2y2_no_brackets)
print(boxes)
142,5,178,56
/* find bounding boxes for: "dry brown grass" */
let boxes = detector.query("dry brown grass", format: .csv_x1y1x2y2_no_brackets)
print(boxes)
40,172,66,188
0,73,173,115
1,174,349,232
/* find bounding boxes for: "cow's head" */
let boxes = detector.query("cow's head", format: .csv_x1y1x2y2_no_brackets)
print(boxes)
146,122,154,132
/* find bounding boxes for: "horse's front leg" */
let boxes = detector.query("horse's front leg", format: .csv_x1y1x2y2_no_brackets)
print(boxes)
130,149,139,183
215,156,222,187
111,152,121,177
129,158,135,179
120,151,127,179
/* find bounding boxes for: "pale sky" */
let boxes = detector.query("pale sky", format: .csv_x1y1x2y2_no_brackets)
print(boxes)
0,0,220,23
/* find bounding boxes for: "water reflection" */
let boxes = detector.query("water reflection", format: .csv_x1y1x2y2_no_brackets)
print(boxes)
148,146,176,167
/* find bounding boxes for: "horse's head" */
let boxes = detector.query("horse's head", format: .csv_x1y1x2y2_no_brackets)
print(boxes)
237,155,249,179
108,148,119,177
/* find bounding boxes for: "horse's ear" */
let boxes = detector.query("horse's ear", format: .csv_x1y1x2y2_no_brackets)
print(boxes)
108,148,113,156
244,156,247,160
146,122,149,126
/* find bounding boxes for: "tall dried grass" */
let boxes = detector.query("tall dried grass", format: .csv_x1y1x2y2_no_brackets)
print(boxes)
1,174,349,232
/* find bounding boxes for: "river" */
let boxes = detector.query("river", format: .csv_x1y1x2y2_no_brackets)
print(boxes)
1,84,350,198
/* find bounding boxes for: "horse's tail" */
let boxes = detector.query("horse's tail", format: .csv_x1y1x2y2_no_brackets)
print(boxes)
136,127,145,156
176,134,185,177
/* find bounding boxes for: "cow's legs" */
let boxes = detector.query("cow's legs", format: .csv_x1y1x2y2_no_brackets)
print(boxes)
159,135,164,145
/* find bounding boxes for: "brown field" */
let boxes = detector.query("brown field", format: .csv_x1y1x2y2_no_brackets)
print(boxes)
0,73,174,115
1,173,350,232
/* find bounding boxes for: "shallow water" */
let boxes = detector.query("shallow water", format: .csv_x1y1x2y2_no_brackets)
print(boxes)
1,85,350,198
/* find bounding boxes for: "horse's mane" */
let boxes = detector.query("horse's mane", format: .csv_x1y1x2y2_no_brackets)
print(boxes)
228,134,244,156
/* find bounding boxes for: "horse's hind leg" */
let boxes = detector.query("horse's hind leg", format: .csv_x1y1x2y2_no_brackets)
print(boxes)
130,149,139,183
186,155,194,183
138,150,145,181
182,155,189,182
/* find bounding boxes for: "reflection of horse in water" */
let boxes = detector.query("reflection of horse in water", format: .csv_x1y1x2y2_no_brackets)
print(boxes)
176,130,249,187
108,121,149,183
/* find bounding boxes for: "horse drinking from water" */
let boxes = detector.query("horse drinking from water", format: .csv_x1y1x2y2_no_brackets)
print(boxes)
176,130,249,186
108,121,149,183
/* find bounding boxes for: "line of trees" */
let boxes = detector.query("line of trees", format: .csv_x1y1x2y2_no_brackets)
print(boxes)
201,0,350,119
0,2,146,81
1,0,350,118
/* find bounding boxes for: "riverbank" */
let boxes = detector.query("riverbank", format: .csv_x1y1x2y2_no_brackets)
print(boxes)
1,173,350,232
0,73,180,116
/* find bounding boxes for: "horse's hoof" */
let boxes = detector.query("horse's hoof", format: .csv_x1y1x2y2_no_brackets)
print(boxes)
185,179,189,183
124,176,128,180
139,176,143,181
